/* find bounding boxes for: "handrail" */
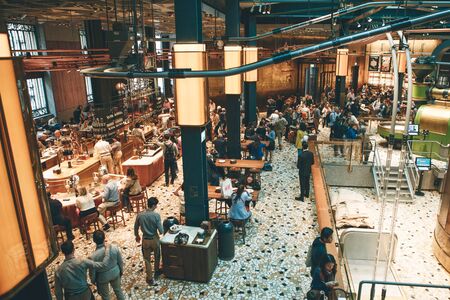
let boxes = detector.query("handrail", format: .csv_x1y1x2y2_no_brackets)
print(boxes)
407,139,450,162
357,280,450,300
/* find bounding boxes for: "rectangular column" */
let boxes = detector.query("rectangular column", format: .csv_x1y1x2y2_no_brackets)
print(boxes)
335,75,346,108
244,15,257,126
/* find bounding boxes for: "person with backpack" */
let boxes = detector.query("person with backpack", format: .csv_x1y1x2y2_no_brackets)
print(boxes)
159,134,178,186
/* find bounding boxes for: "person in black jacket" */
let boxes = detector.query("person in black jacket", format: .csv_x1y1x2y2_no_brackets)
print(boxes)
48,192,75,240
310,227,334,276
296,141,314,202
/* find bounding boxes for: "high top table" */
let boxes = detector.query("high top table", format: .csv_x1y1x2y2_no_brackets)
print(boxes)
122,150,164,187
214,158,265,170
160,226,218,283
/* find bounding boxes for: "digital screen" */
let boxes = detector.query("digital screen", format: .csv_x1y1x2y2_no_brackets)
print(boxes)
416,157,431,171
408,124,419,136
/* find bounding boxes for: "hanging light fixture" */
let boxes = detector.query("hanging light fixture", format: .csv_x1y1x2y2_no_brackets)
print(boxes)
173,44,208,126
0,33,57,298
397,50,407,73
224,45,242,94
243,47,258,82
336,48,349,77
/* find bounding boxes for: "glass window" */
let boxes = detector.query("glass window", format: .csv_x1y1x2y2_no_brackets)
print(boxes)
7,23,49,117
79,29,93,103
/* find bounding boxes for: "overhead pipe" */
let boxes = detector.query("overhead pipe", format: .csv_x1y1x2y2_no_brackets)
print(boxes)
146,1,450,42
372,32,400,286
81,9,450,79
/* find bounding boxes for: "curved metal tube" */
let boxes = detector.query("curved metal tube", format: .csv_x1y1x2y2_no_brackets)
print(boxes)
82,9,450,79
147,1,450,42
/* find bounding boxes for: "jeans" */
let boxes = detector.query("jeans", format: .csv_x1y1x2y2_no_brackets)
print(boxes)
96,275,125,300
66,287,94,300
164,159,177,185
142,237,161,281
275,131,283,148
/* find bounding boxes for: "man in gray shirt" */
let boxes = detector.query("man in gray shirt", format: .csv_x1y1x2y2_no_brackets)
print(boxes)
134,197,164,286
89,230,125,300
54,240,111,300
98,175,120,231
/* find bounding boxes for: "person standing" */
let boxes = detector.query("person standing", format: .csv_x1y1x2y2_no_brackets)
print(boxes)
310,227,334,276
274,112,288,150
97,175,120,231
159,134,178,186
54,240,111,300
89,230,125,300
131,123,146,150
134,197,164,286
94,135,114,174
48,192,75,240
296,142,314,202
111,137,123,175
73,105,82,124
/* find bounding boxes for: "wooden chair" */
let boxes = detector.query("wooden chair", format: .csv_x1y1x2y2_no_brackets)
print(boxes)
129,192,146,214
230,218,247,244
53,225,66,244
214,199,228,220
106,202,126,230
79,212,100,240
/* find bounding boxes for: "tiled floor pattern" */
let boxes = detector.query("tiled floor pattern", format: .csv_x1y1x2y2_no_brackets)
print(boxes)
46,124,450,299
47,142,318,300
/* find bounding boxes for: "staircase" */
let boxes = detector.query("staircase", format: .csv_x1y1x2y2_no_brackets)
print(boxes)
372,141,416,202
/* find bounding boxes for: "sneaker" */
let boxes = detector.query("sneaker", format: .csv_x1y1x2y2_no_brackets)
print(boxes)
146,279,157,286
103,224,111,231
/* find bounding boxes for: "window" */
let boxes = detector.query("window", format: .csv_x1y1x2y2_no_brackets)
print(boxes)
7,23,49,117
79,29,94,103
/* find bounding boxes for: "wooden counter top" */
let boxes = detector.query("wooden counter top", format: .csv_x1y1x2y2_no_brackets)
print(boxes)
122,150,163,167
214,159,265,170
43,155,100,181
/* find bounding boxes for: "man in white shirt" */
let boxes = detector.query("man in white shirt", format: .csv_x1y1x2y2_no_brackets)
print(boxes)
94,135,114,174
269,110,280,124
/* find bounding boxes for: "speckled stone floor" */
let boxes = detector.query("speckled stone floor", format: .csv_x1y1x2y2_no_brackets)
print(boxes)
47,124,450,300
47,141,318,300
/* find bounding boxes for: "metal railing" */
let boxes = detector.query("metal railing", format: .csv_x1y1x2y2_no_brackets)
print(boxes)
371,139,385,200
408,140,450,162
357,280,450,300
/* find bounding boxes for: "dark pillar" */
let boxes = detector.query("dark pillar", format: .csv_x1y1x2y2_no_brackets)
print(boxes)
161,34,172,98
398,72,405,103
84,20,120,115
351,65,359,93
310,65,319,103
12,271,51,300
174,0,209,226
243,15,257,126
225,0,242,159
335,75,346,108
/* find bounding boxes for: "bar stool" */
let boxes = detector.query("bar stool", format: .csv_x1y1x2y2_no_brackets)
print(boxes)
129,192,146,214
248,168,261,182
106,202,126,230
53,225,66,244
214,199,228,220
230,218,247,244
79,212,100,240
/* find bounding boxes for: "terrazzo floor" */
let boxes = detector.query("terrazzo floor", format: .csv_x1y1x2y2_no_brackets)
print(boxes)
46,124,450,300
47,141,318,300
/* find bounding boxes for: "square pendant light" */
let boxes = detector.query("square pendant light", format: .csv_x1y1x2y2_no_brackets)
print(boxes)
336,48,349,77
173,43,208,126
224,45,242,95
243,47,258,82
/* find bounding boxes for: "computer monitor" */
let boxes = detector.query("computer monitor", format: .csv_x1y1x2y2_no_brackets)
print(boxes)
415,157,431,171
408,124,420,136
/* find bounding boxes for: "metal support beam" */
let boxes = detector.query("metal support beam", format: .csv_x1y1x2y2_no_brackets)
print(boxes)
174,0,209,226
335,75,346,108
351,65,359,92
243,15,257,126
225,0,242,159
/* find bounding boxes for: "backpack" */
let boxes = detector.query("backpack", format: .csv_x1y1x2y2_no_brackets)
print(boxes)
164,143,176,161
262,162,272,171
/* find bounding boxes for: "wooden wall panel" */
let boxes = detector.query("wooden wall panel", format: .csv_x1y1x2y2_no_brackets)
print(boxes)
45,40,87,121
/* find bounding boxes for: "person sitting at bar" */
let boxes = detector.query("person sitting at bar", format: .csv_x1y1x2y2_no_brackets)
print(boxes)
94,135,114,174
122,168,142,212
54,240,111,300
97,175,120,231
213,133,227,159
75,187,108,228
229,185,252,221
48,192,75,240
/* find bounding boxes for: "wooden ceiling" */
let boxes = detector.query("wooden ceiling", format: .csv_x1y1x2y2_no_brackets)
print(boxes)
0,0,226,37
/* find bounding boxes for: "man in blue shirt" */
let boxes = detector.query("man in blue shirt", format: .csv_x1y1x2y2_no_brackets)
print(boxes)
98,175,120,231
90,230,125,300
